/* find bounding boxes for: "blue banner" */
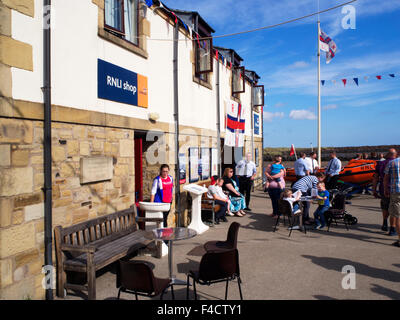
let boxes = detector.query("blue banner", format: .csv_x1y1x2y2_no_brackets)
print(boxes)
98,59,139,106
254,113,260,135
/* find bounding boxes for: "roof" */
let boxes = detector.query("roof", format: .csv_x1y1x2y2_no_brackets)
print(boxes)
214,46,244,63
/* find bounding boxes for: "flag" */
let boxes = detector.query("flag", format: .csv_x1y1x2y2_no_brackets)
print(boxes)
225,100,245,147
389,74,395,78
376,75,382,80
289,144,295,156
319,29,337,64
321,80,325,86
353,78,359,86
145,0,153,7
215,49,219,60
342,79,347,86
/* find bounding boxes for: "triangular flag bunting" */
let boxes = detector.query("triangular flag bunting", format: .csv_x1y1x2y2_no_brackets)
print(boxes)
215,49,219,60
353,78,359,86
321,80,325,86
389,74,395,78
376,75,382,80
364,76,369,82
332,80,336,85
342,79,347,86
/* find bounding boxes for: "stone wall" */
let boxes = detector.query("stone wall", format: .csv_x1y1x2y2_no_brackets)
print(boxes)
0,118,135,299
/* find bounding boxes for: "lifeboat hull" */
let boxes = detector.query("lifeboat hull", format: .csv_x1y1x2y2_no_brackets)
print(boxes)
284,160,376,186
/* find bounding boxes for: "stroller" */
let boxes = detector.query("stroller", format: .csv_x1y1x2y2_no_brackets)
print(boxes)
325,187,358,231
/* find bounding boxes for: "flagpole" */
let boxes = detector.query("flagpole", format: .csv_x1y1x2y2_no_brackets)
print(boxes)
317,20,322,168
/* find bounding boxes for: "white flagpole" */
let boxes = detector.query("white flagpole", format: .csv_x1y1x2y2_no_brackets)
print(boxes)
317,20,322,168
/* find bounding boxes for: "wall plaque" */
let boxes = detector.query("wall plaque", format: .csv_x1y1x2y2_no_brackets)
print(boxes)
80,156,113,184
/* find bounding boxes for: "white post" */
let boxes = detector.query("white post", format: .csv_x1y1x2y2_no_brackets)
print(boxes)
317,20,322,168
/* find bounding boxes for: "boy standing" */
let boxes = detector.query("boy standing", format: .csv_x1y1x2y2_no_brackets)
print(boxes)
314,182,330,230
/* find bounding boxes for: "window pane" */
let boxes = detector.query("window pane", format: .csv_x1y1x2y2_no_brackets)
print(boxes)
195,38,213,73
124,0,138,45
232,67,244,93
105,0,123,32
253,85,264,106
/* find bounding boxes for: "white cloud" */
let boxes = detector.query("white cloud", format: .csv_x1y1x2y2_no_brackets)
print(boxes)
323,104,337,110
289,109,317,120
263,111,284,122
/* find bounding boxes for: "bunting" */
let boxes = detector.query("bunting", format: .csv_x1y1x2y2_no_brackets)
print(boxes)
320,73,399,87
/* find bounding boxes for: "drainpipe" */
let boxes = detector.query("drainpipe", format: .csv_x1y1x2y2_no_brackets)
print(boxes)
42,0,53,300
173,23,181,227
216,54,221,176
250,83,255,190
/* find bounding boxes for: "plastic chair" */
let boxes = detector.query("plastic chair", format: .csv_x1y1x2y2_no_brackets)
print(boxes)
203,222,240,252
117,260,174,300
186,249,243,300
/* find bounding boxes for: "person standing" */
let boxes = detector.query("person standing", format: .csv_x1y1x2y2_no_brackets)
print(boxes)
292,172,326,224
325,151,342,190
236,152,257,211
372,149,398,235
265,156,286,218
150,164,173,227
294,152,310,181
384,155,400,247
305,152,319,174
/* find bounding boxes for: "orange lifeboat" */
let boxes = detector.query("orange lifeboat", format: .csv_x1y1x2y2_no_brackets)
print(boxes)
284,159,376,186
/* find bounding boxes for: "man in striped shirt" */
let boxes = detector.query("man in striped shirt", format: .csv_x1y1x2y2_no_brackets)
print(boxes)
292,172,326,224
384,157,400,247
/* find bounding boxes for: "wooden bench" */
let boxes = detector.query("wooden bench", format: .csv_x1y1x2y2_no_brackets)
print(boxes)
54,206,163,300
199,181,221,227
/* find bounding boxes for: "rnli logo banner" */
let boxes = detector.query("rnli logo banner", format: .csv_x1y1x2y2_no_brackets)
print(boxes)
98,59,148,108
254,113,260,135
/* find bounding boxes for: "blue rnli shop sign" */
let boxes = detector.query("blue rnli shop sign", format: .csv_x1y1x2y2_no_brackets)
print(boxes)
97,59,148,108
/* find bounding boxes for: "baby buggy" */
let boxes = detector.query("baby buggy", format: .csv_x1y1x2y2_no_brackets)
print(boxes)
325,187,358,231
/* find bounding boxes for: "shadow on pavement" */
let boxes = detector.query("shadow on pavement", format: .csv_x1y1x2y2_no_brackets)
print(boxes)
302,255,400,283
370,283,400,299
313,295,338,300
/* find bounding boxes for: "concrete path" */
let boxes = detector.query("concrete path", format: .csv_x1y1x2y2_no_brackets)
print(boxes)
61,188,400,300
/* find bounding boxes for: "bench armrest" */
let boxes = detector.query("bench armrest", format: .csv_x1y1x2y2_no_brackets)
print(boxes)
136,217,164,223
61,244,96,253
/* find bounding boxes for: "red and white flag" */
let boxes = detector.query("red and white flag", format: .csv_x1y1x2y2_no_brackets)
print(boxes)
289,144,295,156
319,29,337,64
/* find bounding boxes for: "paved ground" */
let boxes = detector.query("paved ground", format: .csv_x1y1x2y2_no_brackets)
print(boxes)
61,188,400,300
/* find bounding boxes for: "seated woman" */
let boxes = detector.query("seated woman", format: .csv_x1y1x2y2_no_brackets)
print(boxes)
222,168,246,217
207,176,230,224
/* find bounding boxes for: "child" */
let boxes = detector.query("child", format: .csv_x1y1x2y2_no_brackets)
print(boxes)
270,156,286,183
314,182,330,230
281,188,302,215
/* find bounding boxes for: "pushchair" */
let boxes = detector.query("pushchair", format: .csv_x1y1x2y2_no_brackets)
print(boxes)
325,187,358,232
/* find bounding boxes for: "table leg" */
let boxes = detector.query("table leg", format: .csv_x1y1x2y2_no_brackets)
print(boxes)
168,240,191,286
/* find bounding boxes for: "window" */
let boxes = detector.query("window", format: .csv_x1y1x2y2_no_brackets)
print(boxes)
105,0,138,45
253,85,265,106
194,37,213,74
232,66,245,94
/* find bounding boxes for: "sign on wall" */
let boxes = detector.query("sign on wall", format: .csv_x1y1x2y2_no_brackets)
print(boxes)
179,153,187,184
211,148,218,176
98,59,148,108
254,113,260,135
189,148,199,183
199,148,210,180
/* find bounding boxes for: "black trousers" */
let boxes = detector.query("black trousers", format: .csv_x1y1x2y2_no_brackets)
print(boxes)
326,175,339,190
214,200,228,220
238,176,253,208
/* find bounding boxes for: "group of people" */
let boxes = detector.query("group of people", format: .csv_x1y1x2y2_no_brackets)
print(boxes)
264,151,341,230
148,153,257,225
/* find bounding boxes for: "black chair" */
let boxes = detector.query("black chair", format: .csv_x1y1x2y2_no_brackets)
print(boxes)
325,193,356,232
117,260,174,300
186,249,243,300
203,222,240,252
274,199,306,237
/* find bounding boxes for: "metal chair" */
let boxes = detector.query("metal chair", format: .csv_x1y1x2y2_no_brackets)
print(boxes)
117,260,174,300
186,249,243,300
274,199,306,237
203,222,240,252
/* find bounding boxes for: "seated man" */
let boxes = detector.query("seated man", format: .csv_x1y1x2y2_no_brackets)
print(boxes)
207,176,230,224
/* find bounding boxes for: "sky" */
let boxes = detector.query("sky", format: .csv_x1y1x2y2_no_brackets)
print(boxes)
162,0,400,148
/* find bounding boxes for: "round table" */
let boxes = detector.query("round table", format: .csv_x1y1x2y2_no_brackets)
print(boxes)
145,227,197,285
